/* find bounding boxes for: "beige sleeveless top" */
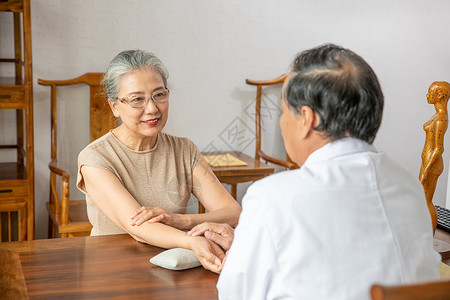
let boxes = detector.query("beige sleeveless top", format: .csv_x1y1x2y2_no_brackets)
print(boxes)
77,131,199,236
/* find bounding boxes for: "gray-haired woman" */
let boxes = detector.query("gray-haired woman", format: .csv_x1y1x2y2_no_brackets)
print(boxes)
77,50,240,270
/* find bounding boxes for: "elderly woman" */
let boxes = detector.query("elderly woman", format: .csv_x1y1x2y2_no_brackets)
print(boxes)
77,49,241,265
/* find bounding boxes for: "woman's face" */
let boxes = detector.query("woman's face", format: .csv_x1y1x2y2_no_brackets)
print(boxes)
112,67,169,139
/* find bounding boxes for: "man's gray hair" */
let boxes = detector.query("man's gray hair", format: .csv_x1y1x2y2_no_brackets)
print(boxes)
286,43,384,144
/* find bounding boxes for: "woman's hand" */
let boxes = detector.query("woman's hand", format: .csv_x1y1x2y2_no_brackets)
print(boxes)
188,222,234,251
130,206,188,230
189,236,226,274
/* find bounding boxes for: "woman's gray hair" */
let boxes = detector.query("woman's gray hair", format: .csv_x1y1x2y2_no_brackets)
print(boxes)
103,49,169,101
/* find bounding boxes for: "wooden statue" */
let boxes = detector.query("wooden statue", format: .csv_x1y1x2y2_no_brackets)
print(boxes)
419,81,450,233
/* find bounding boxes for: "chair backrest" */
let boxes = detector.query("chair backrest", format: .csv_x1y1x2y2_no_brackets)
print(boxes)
38,72,117,158
419,81,450,233
370,279,450,300
246,73,298,170
37,73,117,228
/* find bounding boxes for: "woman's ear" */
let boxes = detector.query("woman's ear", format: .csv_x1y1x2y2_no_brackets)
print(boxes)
108,100,120,118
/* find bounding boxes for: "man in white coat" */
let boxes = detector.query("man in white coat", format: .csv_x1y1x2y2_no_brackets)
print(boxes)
189,43,441,300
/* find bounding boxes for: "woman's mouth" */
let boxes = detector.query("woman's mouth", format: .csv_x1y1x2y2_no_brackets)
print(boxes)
142,118,159,126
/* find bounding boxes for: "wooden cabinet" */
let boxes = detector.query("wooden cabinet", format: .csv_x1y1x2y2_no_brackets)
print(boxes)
0,0,34,241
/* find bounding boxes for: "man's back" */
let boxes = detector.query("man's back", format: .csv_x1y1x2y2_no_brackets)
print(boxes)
217,138,441,300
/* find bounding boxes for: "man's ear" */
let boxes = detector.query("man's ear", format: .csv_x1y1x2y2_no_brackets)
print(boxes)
298,106,319,139
108,100,120,118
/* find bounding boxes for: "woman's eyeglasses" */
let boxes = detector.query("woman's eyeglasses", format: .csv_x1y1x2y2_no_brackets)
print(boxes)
117,89,170,108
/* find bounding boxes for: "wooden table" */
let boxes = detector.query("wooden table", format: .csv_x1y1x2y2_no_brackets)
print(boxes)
1,229,448,299
204,151,274,199
0,234,219,299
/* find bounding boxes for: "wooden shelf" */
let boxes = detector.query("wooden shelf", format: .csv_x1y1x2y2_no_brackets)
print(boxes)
0,82,27,108
0,1,23,13
0,162,26,181
0,76,25,86
0,0,34,241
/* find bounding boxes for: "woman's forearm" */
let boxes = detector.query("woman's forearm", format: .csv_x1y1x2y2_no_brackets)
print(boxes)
126,218,226,271
182,204,241,229
125,221,193,249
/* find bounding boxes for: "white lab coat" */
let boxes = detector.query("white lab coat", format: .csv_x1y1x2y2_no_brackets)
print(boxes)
217,138,441,300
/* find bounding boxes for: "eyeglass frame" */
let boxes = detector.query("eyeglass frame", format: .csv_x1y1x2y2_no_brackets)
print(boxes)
115,88,170,108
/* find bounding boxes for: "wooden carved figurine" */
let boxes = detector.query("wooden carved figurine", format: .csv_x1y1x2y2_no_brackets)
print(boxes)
419,81,450,233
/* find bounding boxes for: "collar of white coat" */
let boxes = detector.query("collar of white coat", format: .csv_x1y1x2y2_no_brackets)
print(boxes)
304,137,378,165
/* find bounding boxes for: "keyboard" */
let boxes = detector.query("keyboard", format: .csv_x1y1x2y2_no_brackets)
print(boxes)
435,205,450,232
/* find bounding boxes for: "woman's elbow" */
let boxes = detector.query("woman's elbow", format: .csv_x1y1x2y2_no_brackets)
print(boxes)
229,203,242,227
129,232,147,244
119,220,148,244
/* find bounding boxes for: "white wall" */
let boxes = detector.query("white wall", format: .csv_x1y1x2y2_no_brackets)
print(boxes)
0,0,449,239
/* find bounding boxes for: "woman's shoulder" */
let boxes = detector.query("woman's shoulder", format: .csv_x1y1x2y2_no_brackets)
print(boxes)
159,132,197,149
158,132,200,167
81,131,114,151
79,131,116,160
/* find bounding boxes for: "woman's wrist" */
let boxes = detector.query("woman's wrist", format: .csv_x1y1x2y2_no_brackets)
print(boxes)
185,234,201,251
179,213,193,230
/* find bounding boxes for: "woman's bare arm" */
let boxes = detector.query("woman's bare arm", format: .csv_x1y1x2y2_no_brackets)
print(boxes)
183,154,241,228
81,164,222,260
129,154,241,230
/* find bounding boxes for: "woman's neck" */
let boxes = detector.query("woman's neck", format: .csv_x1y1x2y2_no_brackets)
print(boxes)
112,125,158,151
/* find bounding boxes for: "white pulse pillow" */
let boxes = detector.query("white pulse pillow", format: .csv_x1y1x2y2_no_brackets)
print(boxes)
150,248,202,270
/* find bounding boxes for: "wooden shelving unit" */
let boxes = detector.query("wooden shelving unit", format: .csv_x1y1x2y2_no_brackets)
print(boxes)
0,0,34,241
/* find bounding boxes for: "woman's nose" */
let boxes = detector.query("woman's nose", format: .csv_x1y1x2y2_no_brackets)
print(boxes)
144,98,159,114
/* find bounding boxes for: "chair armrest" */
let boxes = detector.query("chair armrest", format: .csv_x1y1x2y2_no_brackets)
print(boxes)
257,150,298,170
246,73,289,86
49,160,70,182
48,160,70,225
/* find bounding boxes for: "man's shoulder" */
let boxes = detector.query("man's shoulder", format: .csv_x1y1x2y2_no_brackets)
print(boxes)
258,169,299,184
246,169,304,200
252,166,320,188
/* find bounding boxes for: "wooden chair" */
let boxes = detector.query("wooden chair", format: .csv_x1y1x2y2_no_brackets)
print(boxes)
38,73,117,238
203,74,298,211
0,202,26,242
419,81,450,257
246,73,298,170
370,279,450,300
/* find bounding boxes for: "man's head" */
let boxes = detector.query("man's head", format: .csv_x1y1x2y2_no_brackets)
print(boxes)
280,44,384,166
285,43,384,144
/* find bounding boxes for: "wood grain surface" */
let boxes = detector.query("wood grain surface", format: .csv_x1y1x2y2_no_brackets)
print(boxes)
0,234,219,299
